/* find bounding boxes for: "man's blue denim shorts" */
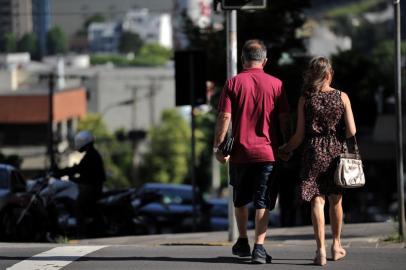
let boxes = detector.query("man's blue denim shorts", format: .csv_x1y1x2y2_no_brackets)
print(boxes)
229,162,275,209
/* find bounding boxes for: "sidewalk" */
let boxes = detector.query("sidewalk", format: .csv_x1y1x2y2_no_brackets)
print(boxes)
77,221,404,249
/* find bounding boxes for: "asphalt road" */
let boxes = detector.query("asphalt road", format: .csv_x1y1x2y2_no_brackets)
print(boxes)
1,244,406,270
1,222,405,270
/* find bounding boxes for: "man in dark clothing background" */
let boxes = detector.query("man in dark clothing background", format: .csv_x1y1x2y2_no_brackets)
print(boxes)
55,130,106,237
214,39,290,264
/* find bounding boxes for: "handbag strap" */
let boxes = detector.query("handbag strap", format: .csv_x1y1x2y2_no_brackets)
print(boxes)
344,136,360,156
353,136,360,155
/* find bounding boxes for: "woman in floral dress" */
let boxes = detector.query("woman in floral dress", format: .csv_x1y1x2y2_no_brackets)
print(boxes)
280,57,357,266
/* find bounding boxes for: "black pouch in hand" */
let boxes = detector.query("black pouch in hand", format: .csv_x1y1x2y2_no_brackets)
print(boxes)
218,137,234,156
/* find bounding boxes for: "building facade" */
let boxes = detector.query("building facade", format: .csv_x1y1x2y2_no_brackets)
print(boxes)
0,0,33,39
122,9,172,49
51,0,173,38
32,0,51,57
65,66,176,132
0,87,87,173
88,22,121,53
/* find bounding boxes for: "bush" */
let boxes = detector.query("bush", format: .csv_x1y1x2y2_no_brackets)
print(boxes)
90,43,172,67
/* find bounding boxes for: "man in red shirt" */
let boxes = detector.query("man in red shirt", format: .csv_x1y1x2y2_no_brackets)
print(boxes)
214,39,290,264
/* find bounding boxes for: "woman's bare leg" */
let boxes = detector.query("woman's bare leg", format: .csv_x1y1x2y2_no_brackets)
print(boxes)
311,195,327,265
328,194,346,260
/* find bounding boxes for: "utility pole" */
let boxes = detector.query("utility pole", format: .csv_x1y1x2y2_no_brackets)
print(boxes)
226,9,238,242
42,73,56,172
148,79,158,127
393,0,405,241
189,53,198,232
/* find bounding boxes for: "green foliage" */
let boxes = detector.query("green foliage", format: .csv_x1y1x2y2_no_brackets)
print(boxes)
331,49,378,127
237,1,310,73
17,33,37,56
371,40,406,83
132,43,172,66
90,54,130,66
139,109,204,185
75,13,106,37
0,33,17,53
47,26,68,55
330,16,390,55
77,114,110,139
194,109,217,191
384,232,402,243
90,43,172,67
77,114,132,189
139,109,190,184
331,39,406,127
118,31,144,54
179,1,310,191
84,13,106,29
183,1,309,85
326,0,384,18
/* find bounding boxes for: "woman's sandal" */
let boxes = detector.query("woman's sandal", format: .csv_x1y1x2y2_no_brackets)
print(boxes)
313,250,327,266
331,247,346,261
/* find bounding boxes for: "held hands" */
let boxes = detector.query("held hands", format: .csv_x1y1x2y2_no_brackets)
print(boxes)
215,151,230,164
278,144,293,161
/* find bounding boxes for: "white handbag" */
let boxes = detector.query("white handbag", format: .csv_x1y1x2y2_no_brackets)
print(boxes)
334,137,365,188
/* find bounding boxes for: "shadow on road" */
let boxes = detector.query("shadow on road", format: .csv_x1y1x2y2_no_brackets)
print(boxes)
268,233,362,241
0,255,313,266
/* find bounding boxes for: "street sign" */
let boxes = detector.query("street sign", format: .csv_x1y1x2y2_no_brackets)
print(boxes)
221,0,267,10
174,50,207,106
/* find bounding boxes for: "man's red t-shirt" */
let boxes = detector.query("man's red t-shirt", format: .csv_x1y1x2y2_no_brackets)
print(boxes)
218,68,289,163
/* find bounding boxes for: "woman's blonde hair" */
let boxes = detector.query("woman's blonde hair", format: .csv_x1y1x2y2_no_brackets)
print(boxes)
302,56,333,97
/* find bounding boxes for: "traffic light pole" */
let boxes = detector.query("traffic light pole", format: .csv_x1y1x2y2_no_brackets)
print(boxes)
190,53,197,232
226,9,238,242
47,73,56,171
393,0,405,241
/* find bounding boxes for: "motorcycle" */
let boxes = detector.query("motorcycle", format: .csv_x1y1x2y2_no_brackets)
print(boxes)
0,176,49,242
4,172,168,241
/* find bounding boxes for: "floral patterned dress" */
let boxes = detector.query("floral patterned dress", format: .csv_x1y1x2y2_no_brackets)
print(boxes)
300,89,346,202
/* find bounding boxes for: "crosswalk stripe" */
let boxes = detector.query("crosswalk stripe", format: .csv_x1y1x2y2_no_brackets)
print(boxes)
6,245,107,270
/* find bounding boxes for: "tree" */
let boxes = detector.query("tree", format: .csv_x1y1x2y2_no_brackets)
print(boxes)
331,40,406,127
76,13,107,37
139,109,190,184
139,109,205,185
237,1,310,73
118,31,143,54
17,33,37,56
47,26,68,55
0,33,17,53
77,114,132,189
84,13,106,29
133,43,172,66
179,1,311,192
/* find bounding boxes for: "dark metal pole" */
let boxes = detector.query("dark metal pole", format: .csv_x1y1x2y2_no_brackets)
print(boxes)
48,73,56,171
394,0,405,241
190,53,197,232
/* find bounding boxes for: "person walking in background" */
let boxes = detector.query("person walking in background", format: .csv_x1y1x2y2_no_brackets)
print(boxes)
214,39,290,264
279,57,356,266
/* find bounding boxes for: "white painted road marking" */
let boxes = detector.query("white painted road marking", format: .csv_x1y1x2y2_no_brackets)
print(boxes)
6,245,107,270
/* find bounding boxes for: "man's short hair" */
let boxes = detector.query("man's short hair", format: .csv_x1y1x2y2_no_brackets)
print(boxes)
242,39,267,62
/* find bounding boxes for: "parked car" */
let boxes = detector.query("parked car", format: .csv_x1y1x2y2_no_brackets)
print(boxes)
207,198,256,231
0,164,26,195
0,164,46,241
134,183,211,234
